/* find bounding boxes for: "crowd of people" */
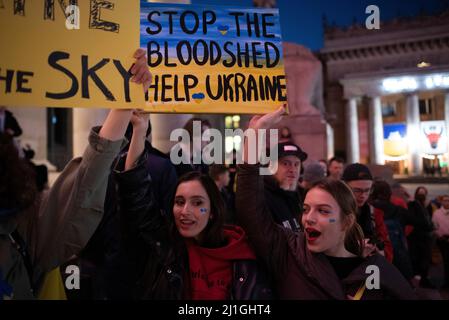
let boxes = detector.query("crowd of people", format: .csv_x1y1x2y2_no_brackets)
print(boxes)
1,50,449,301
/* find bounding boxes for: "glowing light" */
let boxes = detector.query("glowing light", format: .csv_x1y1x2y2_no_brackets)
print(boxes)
225,136,234,153
417,61,431,68
382,77,418,93
382,74,449,93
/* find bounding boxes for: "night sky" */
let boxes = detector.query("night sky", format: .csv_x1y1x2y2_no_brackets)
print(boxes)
193,0,446,50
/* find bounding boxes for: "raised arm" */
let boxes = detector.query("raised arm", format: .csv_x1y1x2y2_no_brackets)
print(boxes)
236,106,294,276
29,49,151,275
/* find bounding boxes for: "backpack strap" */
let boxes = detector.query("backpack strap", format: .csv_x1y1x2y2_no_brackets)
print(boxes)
9,229,35,296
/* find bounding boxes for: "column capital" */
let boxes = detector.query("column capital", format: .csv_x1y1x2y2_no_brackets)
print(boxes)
345,96,361,103
365,94,381,100
403,91,420,98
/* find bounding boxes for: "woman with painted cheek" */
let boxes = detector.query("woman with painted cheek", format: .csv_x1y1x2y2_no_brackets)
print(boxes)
172,180,212,241
236,106,417,300
302,187,356,258
114,112,273,300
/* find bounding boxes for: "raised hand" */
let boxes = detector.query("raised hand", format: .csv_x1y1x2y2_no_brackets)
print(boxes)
130,109,150,133
99,49,152,141
130,48,152,93
248,104,286,131
243,104,287,164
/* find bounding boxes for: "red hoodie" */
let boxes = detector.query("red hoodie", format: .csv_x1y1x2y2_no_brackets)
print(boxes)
185,225,256,300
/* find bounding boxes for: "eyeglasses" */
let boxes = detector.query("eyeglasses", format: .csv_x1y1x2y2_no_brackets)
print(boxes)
351,188,372,195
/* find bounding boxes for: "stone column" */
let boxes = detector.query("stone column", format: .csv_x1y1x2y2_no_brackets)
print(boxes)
326,123,334,161
445,91,449,156
345,97,360,163
405,93,422,175
368,96,384,164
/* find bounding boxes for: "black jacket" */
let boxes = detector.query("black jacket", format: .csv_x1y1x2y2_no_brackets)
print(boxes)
114,150,273,300
407,200,434,239
72,143,178,300
264,176,302,232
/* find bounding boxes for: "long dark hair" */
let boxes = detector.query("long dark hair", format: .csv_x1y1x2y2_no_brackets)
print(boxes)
309,178,365,257
171,171,226,248
0,133,37,213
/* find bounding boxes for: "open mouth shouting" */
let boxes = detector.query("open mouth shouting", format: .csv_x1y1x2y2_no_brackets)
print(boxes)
179,218,196,229
305,227,322,243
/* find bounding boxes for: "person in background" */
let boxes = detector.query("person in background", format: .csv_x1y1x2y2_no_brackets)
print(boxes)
318,159,328,177
342,164,394,263
370,180,414,281
265,141,308,232
279,126,292,143
390,182,410,209
209,164,235,224
407,186,435,288
174,118,212,178
300,161,326,191
432,195,449,289
328,157,345,180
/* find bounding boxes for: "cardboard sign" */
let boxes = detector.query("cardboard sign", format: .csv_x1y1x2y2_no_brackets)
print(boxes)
0,0,144,109
141,1,287,114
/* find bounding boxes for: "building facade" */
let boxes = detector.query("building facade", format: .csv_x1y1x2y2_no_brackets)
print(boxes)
320,9,449,176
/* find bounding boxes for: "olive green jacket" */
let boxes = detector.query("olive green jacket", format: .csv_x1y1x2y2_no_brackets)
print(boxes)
0,127,125,299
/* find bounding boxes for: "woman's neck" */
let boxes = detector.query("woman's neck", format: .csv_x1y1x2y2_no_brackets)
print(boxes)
324,245,357,258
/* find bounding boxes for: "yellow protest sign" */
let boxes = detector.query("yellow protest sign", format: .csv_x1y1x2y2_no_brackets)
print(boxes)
0,0,143,109
141,2,287,114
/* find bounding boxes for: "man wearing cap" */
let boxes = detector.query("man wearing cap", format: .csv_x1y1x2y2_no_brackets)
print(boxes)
264,141,308,232
342,163,394,262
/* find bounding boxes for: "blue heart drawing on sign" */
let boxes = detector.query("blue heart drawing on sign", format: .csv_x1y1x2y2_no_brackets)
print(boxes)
217,25,229,35
192,93,205,103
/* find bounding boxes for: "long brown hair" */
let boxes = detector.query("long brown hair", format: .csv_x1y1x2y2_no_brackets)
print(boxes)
310,178,365,257
172,171,225,248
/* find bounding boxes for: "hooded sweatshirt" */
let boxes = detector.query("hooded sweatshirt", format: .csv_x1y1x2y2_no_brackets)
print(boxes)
185,225,256,300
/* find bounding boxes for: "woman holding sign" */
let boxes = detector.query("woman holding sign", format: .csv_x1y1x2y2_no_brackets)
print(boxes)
235,106,417,300
0,49,151,300
113,111,272,300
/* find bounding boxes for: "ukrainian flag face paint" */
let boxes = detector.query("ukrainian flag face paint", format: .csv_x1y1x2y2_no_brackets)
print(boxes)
302,188,348,256
173,180,212,240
